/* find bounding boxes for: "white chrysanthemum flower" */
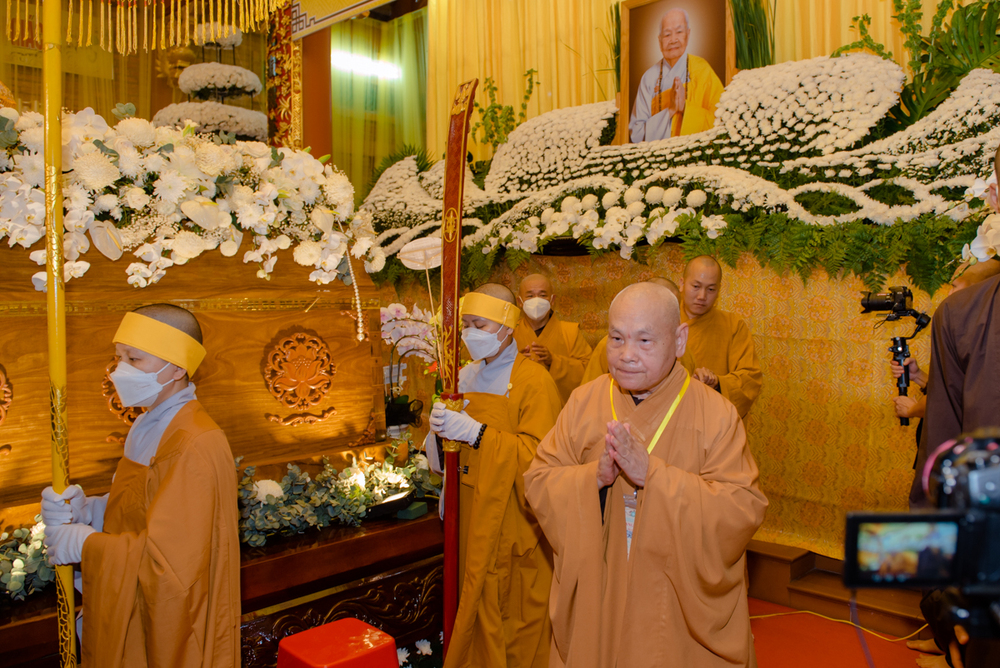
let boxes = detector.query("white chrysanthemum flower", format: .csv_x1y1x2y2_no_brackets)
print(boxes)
293,240,322,266
623,187,643,205
154,169,188,204
195,142,232,178
252,479,284,504
581,193,599,210
662,187,683,207
397,647,410,666
645,186,665,204
168,230,209,260
15,110,42,131
415,639,432,655
601,191,619,209
115,117,157,147
19,127,44,153
73,151,120,192
686,190,707,208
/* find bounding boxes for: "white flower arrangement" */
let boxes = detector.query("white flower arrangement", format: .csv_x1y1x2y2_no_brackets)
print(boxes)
152,101,268,141
178,63,263,98
193,22,243,48
359,53,998,265
0,106,379,290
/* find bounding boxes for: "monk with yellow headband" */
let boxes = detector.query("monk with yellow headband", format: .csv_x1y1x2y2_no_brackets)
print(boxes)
41,304,240,668
427,283,562,668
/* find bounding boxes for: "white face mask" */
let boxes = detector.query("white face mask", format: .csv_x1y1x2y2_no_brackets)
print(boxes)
110,361,174,407
462,326,510,361
521,297,551,320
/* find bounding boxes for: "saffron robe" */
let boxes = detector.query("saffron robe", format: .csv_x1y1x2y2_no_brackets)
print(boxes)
629,54,723,141
446,354,563,668
524,363,767,667
513,313,593,404
82,400,241,668
581,334,696,385
683,307,762,419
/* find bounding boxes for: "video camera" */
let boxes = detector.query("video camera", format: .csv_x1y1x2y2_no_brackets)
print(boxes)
860,286,931,426
844,429,1000,643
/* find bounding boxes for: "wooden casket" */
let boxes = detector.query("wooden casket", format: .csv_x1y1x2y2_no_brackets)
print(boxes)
0,243,443,667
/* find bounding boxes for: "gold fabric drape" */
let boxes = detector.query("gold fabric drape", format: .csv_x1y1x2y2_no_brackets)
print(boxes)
329,7,428,200
427,0,943,157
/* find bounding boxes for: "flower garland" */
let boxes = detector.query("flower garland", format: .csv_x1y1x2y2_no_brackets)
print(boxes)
0,106,381,290
193,22,243,48
178,63,263,98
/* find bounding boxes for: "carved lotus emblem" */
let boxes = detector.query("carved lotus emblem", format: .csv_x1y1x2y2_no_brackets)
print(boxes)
264,332,336,411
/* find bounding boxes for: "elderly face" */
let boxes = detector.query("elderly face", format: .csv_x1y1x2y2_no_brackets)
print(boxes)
659,10,690,63
607,286,685,393
518,275,553,303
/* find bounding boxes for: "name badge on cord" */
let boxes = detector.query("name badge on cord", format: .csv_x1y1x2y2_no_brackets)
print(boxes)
624,491,638,557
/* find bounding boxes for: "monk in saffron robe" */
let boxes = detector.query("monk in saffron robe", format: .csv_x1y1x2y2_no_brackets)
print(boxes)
42,304,240,668
680,256,762,418
514,273,592,403
429,284,562,668
583,278,695,384
525,283,767,667
629,9,724,142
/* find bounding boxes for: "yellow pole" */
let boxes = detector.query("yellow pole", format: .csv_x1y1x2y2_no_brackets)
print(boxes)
43,0,77,664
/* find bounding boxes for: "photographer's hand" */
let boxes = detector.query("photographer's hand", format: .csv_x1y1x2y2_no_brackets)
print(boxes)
890,356,927,388
947,625,969,668
693,367,719,390
893,395,926,419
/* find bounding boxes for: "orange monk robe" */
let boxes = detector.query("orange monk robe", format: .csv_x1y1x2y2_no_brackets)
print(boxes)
683,307,762,419
656,55,723,137
513,313,592,403
82,401,241,668
446,354,564,668
524,364,768,667
581,334,696,385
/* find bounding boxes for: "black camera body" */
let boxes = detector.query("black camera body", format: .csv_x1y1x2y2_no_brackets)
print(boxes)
844,430,1000,640
861,285,915,315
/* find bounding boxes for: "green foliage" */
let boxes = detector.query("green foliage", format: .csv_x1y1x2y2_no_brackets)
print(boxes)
599,114,618,146
236,433,441,548
470,70,540,156
599,3,622,93
0,516,54,602
111,102,137,120
729,0,777,70
835,1,1000,131
0,116,18,149
866,182,917,206
365,144,437,201
793,191,862,216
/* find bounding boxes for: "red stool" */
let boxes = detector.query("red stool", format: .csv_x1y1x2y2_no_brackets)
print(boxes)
277,617,398,668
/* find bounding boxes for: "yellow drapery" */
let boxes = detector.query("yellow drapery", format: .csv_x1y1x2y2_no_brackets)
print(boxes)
427,0,943,158
329,7,427,200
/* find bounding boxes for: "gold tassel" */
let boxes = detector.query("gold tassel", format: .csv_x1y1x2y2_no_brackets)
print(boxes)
167,0,173,45
66,0,72,43
209,0,215,43
13,0,20,43
5,0,10,41
86,0,92,47
98,0,103,49
184,0,188,47
142,0,146,52
35,0,40,46
131,0,135,53
148,0,153,51
159,0,164,51
76,0,82,46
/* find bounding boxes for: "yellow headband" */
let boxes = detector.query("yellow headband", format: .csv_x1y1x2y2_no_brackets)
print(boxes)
113,312,207,374
461,292,521,329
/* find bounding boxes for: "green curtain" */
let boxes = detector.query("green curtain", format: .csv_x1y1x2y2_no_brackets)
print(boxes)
330,8,428,201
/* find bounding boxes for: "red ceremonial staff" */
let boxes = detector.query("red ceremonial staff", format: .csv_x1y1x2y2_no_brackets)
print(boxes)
439,78,478,653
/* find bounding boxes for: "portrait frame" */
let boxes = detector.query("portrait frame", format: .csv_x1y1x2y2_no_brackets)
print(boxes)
615,0,736,145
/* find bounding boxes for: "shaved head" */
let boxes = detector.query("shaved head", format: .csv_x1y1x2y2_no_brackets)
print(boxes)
647,277,681,300
607,283,687,394
473,282,516,305
680,256,722,318
519,273,553,299
133,303,203,343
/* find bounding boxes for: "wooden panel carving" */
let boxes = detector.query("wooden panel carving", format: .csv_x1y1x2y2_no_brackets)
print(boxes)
241,556,443,668
0,364,11,428
263,331,337,426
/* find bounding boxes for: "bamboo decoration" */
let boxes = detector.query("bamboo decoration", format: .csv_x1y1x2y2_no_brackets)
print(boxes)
42,0,77,664
438,78,478,655
5,0,290,54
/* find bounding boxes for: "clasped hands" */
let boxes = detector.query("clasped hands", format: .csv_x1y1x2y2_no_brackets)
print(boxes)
669,77,686,114
521,342,552,369
40,484,96,566
693,367,719,389
597,420,649,489
430,402,483,444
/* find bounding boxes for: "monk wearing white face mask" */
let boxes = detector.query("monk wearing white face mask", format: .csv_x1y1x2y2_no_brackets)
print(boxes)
40,303,240,668
427,283,562,668
513,273,593,404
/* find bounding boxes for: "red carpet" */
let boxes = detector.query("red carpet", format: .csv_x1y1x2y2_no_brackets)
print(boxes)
750,598,922,668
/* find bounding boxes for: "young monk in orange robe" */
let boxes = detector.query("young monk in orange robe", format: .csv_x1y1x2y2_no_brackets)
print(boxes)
428,284,562,668
41,304,240,668
680,256,762,419
525,283,768,667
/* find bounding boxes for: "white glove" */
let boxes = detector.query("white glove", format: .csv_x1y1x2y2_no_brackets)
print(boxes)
44,523,96,565
41,485,87,527
430,401,483,444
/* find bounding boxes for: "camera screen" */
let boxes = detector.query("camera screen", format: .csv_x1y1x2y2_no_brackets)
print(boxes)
849,519,959,586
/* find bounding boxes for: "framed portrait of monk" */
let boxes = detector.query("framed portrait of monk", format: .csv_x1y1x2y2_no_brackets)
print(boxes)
617,0,736,145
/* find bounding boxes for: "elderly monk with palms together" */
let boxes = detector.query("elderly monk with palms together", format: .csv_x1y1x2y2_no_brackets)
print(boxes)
525,282,767,667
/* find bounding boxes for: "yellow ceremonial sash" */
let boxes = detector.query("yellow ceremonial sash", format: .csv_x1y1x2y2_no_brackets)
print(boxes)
610,373,691,454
